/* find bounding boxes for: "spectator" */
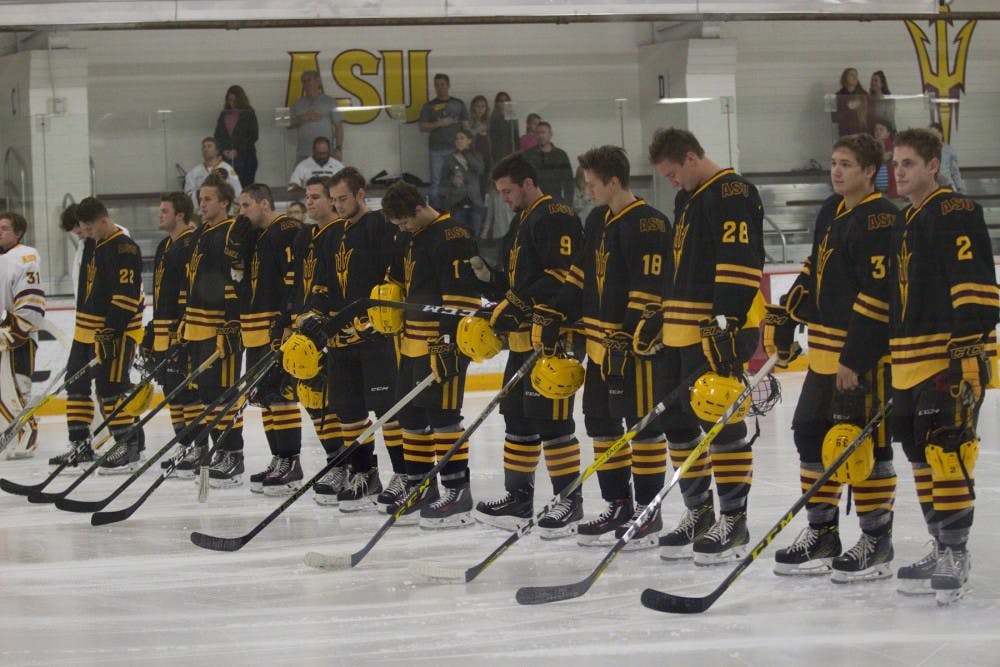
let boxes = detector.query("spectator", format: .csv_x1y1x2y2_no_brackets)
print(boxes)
873,122,897,198
572,165,595,222
286,200,306,222
184,137,242,211
929,122,966,192
868,70,895,132
524,120,575,202
290,70,344,162
439,129,486,236
465,94,493,180
832,67,869,137
419,73,468,208
288,136,345,195
213,85,259,188
489,91,519,163
519,113,541,150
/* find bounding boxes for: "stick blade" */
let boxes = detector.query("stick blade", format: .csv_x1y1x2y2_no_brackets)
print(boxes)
90,506,134,526
190,531,246,552
28,490,66,504
515,582,588,605
409,561,468,584
0,478,45,496
639,587,715,614
54,497,108,513
303,550,354,569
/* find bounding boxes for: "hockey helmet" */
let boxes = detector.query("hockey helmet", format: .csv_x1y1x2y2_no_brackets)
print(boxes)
530,354,585,400
296,377,327,410
456,315,502,363
690,372,749,425
281,333,323,380
821,422,874,484
367,283,404,334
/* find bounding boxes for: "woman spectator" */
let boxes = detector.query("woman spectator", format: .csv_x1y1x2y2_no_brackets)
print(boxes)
873,121,897,198
929,122,966,193
466,94,493,190
489,91,519,163
869,70,895,132
832,68,868,137
519,113,541,150
214,85,259,187
439,129,486,236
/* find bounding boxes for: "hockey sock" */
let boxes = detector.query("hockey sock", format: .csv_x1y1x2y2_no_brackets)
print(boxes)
541,433,581,495
66,395,95,442
316,411,344,460
631,436,668,506
403,428,435,481
854,461,896,535
801,461,841,526
711,437,753,513
261,409,278,455
593,438,632,502
342,420,376,470
269,402,302,457
503,433,540,493
669,435,712,509
382,421,405,473
435,426,469,489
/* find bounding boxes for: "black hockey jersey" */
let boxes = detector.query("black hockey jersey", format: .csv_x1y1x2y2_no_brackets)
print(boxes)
181,217,240,342
890,187,999,389
663,169,765,347
73,229,143,343
151,227,196,352
239,214,301,348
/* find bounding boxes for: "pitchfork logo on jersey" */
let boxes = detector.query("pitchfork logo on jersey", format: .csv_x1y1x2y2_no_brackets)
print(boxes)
188,247,202,288
85,257,96,303
672,212,690,283
335,239,353,299
404,249,416,296
507,240,522,288
594,236,610,307
250,254,260,302
897,237,913,321
302,248,317,298
814,229,835,305
153,262,164,308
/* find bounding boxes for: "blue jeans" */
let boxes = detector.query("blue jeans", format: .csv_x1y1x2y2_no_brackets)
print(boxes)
428,148,452,209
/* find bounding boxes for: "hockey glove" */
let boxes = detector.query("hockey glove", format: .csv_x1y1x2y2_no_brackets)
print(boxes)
428,336,461,383
490,290,531,335
601,330,633,380
531,304,565,355
215,320,242,359
296,311,331,347
700,316,742,377
947,334,988,404
0,312,28,351
269,316,291,353
762,304,801,368
140,321,157,366
94,328,121,364
633,305,664,356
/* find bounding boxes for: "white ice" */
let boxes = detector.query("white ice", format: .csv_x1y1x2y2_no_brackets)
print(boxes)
1,373,998,667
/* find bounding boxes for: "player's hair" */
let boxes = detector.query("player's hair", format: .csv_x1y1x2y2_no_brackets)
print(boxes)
491,153,538,187
433,73,450,85
160,191,193,222
381,182,426,220
312,136,331,151
59,203,79,232
201,136,218,149
330,167,366,195
224,84,252,110
0,211,28,239
76,196,110,224
305,175,332,193
200,171,234,207
833,133,884,184
895,127,942,165
648,127,705,165
243,183,275,209
578,145,631,188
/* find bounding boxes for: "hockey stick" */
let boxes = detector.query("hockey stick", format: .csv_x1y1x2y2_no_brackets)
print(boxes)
640,398,893,614
304,348,542,570
89,355,276,526
0,358,99,456
189,372,437,551
412,363,709,584
367,298,491,319
515,354,780,605
28,351,222,505
1,353,173,498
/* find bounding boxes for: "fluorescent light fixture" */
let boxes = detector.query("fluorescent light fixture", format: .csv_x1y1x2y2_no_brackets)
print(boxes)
657,97,713,104
335,105,391,112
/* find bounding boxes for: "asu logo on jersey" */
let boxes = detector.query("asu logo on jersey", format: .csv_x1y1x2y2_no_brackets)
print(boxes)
188,247,203,287
640,217,666,233
404,250,416,296
85,257,97,303
672,213,689,282
897,237,913,321
302,248,318,298
814,231,834,303
250,254,261,301
507,240,522,288
867,213,894,231
941,198,974,216
721,181,749,198
335,239,354,299
153,263,165,307
594,236,610,306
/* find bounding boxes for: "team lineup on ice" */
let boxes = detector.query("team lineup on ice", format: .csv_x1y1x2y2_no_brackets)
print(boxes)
1,126,998,664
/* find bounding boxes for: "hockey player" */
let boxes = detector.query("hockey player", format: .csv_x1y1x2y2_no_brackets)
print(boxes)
646,128,765,565
145,192,202,475
73,198,145,473
303,167,401,511
179,173,245,486
0,211,45,459
765,133,898,581
468,154,585,537
888,128,997,604
532,145,672,548
233,184,303,495
374,181,480,528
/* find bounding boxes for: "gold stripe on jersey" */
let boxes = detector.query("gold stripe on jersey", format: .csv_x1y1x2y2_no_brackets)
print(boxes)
627,289,661,313
853,292,890,324
401,320,441,357
635,357,655,414
544,268,569,283
442,294,481,310
950,281,1000,310
183,307,226,341
73,312,106,343
715,263,762,289
508,330,533,353
662,299,712,347
889,332,950,389
110,294,141,311
241,310,279,348
807,322,847,374
580,316,619,364
565,265,584,289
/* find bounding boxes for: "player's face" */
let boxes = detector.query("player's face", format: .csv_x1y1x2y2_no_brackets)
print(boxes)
305,184,331,221
388,215,417,233
830,147,872,199
239,192,267,227
199,186,228,222
655,155,697,192
330,182,363,220
583,169,614,207
893,144,939,201
0,217,19,251
71,224,92,241
201,140,218,162
495,176,527,211
158,201,179,231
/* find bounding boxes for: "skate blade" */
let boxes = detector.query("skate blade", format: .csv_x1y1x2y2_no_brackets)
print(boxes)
97,462,142,475
313,493,340,506
622,533,660,552
263,482,301,497
409,561,466,584
304,551,352,569
208,476,243,489
175,470,197,480
935,586,967,606
773,559,833,576
538,523,580,541
249,483,265,494
577,532,617,547
473,511,524,532
831,562,893,584
659,544,695,561
419,512,474,530
694,544,750,566
338,497,380,513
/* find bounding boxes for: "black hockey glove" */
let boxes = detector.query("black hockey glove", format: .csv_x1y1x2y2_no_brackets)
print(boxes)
947,334,988,405
428,336,461,383
531,304,565,356
94,328,121,364
215,320,242,359
762,304,801,368
490,290,531,335
601,330,633,380
700,316,742,377
632,305,664,356
140,321,157,367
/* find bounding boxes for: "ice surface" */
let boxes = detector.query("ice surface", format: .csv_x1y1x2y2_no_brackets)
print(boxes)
1,373,998,666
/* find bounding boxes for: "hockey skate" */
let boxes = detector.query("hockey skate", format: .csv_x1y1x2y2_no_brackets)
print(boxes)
337,466,383,512
313,465,348,506
897,540,943,596
262,455,303,496
659,501,715,561
474,487,533,531
159,444,182,470
249,455,279,493
932,546,971,606
577,497,633,546
48,439,94,469
98,439,142,475
392,480,439,527
773,524,841,576
174,444,206,480
831,531,893,583
207,450,244,488
420,482,474,529
693,510,749,565
537,490,584,540
376,473,408,511
615,503,663,551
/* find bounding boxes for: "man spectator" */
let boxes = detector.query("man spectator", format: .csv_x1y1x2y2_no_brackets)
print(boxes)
419,73,468,208
184,137,242,211
288,137,345,196
290,70,345,163
525,121,575,203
